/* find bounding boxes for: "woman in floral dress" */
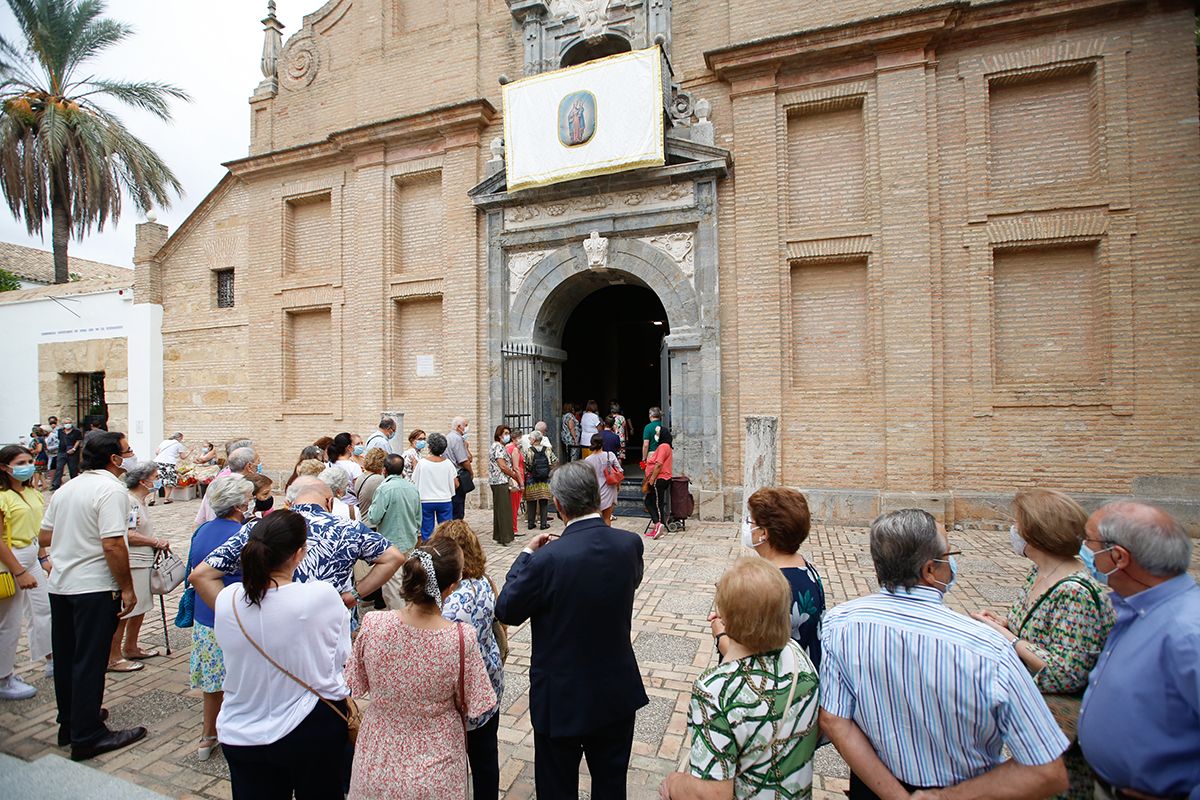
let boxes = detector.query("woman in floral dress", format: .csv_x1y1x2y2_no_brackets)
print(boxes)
431,522,505,800
737,487,826,668
345,540,496,800
972,488,1115,799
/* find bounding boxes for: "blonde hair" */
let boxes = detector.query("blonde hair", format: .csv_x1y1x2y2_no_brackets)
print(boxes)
1013,489,1088,559
431,520,488,580
715,558,792,653
296,458,325,478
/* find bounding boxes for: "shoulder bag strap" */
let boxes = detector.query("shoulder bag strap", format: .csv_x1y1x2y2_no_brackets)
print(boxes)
231,589,350,724
1016,574,1104,637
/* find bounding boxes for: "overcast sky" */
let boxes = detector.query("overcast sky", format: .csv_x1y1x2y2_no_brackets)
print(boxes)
0,1,309,268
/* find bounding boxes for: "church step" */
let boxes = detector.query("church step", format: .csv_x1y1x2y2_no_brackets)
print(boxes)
0,752,170,800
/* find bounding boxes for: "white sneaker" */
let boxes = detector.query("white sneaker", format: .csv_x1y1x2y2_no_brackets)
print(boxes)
0,674,37,701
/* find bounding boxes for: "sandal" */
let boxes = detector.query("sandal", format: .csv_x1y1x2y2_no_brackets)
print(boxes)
123,648,161,660
106,659,144,673
197,735,220,762
163,498,173,505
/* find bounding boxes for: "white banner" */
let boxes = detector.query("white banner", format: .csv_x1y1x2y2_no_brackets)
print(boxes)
503,47,665,192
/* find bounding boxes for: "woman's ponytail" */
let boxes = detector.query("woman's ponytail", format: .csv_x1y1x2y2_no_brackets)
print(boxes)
239,510,308,605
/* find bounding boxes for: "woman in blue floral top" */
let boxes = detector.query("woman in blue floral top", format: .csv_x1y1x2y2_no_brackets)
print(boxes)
431,520,505,800
738,488,826,669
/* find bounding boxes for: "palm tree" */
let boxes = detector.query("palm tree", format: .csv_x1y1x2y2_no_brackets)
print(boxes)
0,0,189,283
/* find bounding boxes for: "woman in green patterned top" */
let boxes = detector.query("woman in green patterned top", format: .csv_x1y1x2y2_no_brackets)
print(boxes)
660,558,820,800
971,488,1115,800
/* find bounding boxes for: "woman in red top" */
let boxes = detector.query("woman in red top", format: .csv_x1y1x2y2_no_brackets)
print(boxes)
641,427,673,525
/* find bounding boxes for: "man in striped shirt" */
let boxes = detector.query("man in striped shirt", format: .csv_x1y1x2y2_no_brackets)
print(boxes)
819,509,1069,800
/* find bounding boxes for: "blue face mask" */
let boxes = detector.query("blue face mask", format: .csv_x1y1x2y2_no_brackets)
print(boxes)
11,464,36,482
353,445,365,457
415,440,427,451
1079,544,1116,585
931,555,958,593
256,463,264,474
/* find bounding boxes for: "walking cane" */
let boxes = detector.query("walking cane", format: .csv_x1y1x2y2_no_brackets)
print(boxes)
160,594,172,656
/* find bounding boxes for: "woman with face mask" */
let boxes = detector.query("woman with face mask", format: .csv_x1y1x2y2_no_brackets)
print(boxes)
488,426,520,546
400,429,427,483
718,487,826,671
0,444,53,699
970,488,1115,799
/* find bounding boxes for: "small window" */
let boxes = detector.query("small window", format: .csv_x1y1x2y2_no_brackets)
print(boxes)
215,269,235,308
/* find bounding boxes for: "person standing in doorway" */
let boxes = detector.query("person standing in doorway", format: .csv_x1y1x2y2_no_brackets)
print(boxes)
579,401,602,459
446,417,474,520
40,431,147,761
506,430,525,539
610,403,630,463
642,428,673,527
495,461,648,800
560,404,579,463
641,407,662,464
521,431,557,531
51,418,84,490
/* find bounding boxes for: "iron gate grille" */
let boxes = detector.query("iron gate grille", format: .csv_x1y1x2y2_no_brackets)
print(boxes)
75,372,107,428
501,342,543,437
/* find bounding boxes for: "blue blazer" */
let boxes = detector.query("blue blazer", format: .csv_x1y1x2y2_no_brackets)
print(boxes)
495,516,649,738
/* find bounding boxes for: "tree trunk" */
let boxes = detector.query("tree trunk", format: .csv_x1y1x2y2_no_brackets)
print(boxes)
50,179,70,284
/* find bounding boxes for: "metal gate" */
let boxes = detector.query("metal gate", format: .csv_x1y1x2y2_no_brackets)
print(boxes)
501,342,544,437
75,372,107,428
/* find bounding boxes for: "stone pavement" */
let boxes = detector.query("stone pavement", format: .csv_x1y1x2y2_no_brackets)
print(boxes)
2,495,1198,799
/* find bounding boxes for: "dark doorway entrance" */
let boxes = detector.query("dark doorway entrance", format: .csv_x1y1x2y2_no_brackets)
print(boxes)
561,284,668,462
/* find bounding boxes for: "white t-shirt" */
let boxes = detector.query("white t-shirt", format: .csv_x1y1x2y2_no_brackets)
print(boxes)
155,440,186,465
412,458,457,503
41,470,130,594
334,458,363,483
581,412,602,442
214,581,351,746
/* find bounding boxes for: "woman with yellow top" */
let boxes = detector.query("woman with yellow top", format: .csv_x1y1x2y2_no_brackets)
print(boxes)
0,444,52,700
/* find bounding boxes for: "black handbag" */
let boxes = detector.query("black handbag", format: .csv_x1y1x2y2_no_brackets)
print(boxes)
457,467,475,494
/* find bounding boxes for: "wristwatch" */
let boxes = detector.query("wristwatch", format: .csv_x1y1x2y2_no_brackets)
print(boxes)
350,585,361,602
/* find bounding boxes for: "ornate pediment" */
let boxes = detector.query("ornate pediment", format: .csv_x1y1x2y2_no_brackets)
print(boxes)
507,0,671,75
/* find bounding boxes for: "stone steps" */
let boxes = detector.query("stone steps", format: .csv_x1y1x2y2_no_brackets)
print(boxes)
0,751,170,799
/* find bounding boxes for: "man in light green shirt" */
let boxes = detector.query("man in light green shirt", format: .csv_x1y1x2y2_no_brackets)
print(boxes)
365,454,422,609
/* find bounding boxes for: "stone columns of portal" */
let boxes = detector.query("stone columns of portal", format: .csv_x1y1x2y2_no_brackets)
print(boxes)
874,48,938,491
743,416,778,516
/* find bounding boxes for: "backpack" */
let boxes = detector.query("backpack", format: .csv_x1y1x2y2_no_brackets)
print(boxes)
45,430,59,454
528,447,551,482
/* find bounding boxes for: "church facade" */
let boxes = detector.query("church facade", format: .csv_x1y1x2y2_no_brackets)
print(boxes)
133,0,1200,524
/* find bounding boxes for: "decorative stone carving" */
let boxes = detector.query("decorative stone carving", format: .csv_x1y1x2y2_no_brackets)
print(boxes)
583,231,609,268
260,1,284,84
668,88,694,126
508,249,551,302
281,34,320,90
504,182,694,230
639,232,694,280
551,0,612,41
512,0,669,75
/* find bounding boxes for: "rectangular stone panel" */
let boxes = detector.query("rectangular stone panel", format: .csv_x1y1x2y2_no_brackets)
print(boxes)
389,296,446,433
787,101,866,228
988,67,1098,192
790,258,870,387
286,192,333,274
992,244,1105,387
285,307,332,400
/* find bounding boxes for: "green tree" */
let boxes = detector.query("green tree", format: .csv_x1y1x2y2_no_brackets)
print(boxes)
0,0,189,284
0,266,19,291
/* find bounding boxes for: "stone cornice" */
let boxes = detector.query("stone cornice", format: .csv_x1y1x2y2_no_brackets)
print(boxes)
223,98,498,179
704,0,1147,78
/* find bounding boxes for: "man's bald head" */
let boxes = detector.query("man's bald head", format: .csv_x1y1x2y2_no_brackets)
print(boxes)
1089,501,1192,577
287,476,333,507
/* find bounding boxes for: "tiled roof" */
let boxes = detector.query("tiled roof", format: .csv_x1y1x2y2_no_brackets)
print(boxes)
0,241,131,284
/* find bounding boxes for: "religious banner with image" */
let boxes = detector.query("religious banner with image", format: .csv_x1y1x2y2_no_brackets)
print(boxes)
503,47,665,192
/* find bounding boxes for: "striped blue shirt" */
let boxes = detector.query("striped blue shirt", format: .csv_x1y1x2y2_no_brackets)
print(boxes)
820,586,1068,787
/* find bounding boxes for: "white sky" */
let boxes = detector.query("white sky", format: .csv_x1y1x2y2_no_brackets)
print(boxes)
0,1,309,268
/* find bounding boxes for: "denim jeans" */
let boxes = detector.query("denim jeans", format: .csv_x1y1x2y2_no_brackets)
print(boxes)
420,501,453,540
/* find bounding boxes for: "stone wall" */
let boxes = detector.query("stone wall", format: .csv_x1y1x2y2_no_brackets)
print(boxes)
38,338,129,434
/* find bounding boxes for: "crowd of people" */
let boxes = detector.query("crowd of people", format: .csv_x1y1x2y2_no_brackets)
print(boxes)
0,419,1196,800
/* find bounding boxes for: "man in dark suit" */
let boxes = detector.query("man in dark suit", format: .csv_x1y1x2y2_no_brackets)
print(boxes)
496,460,648,799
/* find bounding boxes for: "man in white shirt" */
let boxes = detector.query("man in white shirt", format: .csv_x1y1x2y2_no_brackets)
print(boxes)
40,430,147,761
364,417,397,455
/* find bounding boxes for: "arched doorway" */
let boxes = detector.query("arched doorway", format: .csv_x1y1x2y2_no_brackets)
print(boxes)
560,284,668,459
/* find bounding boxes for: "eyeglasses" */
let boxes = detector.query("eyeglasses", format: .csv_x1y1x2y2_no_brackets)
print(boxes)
119,448,134,456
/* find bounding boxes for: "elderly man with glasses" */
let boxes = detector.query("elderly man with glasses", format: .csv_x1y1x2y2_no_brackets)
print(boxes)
819,508,1069,800
1077,501,1199,800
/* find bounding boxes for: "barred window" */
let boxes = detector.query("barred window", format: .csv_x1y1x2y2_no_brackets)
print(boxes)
215,269,235,308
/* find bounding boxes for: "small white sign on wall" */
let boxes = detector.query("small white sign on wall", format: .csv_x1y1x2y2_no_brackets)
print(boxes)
415,355,436,377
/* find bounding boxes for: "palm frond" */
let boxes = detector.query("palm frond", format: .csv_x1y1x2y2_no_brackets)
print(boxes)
75,78,189,120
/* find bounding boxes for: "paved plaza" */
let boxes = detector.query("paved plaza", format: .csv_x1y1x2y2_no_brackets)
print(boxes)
2,496,1198,799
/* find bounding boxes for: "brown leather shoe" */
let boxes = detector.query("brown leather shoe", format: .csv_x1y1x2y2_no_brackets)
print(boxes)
70,725,145,761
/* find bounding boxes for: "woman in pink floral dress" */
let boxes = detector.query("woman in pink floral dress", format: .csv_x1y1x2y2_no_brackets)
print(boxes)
345,540,496,800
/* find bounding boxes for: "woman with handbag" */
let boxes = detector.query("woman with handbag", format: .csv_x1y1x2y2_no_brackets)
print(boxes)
430,521,506,799
0,444,52,699
971,488,1116,799
584,434,623,525
186,474,254,762
107,462,170,673
344,540,496,800
208,509,352,799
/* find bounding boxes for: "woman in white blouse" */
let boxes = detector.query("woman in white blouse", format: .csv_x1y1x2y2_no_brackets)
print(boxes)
196,510,351,799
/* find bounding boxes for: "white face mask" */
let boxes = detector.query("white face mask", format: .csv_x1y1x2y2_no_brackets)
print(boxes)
1009,525,1027,558
740,520,764,549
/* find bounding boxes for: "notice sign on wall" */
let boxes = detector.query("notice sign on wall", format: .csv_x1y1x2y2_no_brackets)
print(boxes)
503,47,665,192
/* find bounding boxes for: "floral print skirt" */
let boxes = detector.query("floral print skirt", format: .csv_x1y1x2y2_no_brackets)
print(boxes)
189,622,225,693
156,461,179,488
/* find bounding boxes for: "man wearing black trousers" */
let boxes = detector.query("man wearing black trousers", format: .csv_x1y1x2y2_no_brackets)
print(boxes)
50,418,83,489
40,430,146,761
495,460,648,799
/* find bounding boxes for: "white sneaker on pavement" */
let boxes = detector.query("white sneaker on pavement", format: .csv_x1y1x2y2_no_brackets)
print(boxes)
0,674,37,701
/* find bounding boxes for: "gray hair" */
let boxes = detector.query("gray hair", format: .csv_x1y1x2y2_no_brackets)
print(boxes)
318,466,349,497
534,420,548,433
426,431,448,457
209,475,254,519
550,460,600,519
172,432,184,440
1096,501,1193,577
122,461,159,489
451,415,468,429
529,430,543,445
869,509,943,592
287,475,331,506
225,438,253,456
648,406,661,420
227,447,258,472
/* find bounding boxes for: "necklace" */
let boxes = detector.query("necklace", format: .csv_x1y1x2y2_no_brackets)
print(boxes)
1032,558,1076,597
